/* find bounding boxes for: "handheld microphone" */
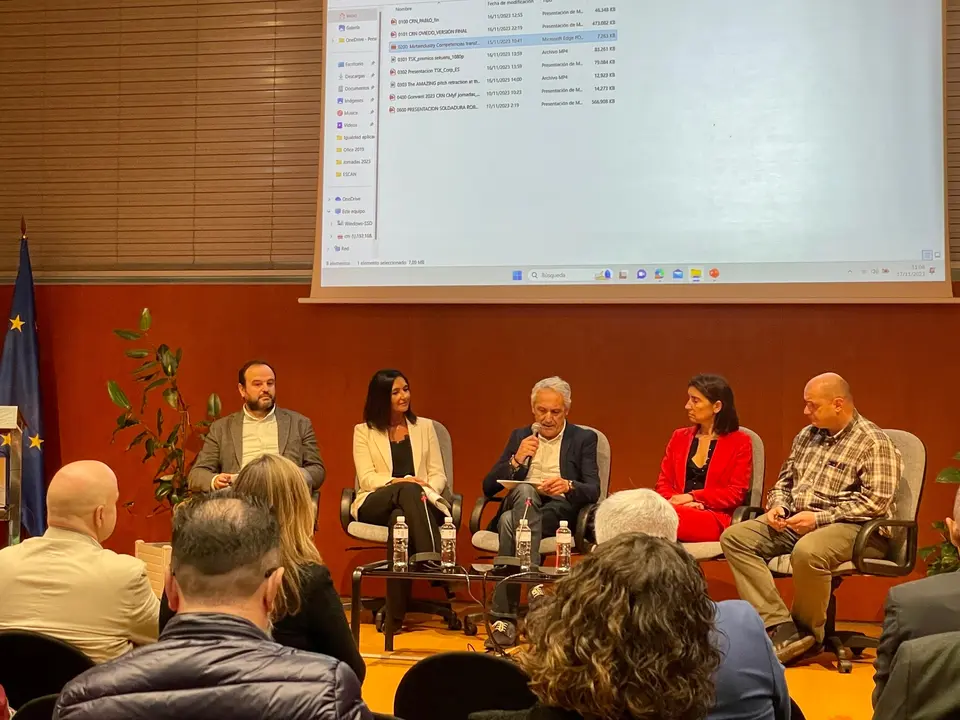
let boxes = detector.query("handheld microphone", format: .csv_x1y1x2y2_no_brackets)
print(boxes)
521,422,542,470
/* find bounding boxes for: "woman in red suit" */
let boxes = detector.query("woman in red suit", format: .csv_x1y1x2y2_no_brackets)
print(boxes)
655,374,752,543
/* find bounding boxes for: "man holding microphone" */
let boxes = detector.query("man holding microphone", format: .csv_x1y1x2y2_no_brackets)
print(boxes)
480,376,600,649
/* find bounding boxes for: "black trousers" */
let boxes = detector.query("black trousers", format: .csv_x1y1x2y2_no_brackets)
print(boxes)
357,482,444,621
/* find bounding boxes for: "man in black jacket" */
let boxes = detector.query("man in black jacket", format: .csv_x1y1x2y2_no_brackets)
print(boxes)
873,487,960,709
55,492,371,720
481,376,600,649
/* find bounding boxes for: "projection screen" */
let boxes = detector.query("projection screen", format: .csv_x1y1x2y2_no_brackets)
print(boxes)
308,0,950,303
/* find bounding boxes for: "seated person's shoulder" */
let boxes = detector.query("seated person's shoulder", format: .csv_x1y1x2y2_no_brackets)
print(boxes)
715,599,764,629
888,571,960,608
94,547,151,584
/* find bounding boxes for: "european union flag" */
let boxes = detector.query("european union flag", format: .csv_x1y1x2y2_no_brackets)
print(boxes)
0,234,45,538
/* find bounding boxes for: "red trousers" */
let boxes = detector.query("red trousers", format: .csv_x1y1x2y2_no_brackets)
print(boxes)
674,504,730,543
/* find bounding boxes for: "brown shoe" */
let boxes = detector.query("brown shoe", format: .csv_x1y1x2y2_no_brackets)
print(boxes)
771,622,817,665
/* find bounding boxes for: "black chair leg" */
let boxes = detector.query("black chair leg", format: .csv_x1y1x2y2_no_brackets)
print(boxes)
822,576,876,674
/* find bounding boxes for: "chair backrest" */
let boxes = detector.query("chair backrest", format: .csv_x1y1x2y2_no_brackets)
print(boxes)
11,693,59,720
394,651,536,720
134,539,172,598
579,425,611,501
0,631,93,710
883,429,927,566
353,418,455,495
739,426,765,507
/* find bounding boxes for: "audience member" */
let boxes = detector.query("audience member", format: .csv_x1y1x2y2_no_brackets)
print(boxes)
872,631,960,720
721,373,900,664
0,460,158,663
595,488,679,543
55,493,371,720
594,489,789,720
352,369,449,627
188,360,325,491
481,376,600,649
872,487,960,708
655,374,752,542
161,454,365,682
488,534,720,720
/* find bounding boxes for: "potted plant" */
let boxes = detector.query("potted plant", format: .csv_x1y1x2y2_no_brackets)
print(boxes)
918,456,960,574
106,308,221,511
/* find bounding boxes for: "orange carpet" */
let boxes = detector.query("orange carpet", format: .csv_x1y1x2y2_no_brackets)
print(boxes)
357,612,879,720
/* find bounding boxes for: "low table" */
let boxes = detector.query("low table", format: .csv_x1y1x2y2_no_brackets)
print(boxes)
351,560,563,651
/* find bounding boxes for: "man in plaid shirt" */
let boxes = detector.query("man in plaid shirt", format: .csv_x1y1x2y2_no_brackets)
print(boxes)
720,373,901,665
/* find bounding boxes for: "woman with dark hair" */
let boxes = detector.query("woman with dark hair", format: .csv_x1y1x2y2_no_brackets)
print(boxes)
505,534,721,720
352,369,448,623
655,374,752,543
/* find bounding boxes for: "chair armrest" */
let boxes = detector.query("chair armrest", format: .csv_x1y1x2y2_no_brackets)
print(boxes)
575,503,597,552
732,506,766,523
470,496,502,534
451,493,464,529
853,519,918,577
340,487,356,534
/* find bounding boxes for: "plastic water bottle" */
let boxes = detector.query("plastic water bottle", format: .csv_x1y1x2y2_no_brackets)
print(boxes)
440,515,457,571
516,518,532,571
393,515,409,571
555,520,572,573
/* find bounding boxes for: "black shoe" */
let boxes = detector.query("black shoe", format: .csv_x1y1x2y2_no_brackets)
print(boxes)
770,622,816,665
528,584,547,613
484,619,518,650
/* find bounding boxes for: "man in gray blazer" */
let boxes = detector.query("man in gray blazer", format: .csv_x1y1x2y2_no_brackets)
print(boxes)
873,487,960,709
873,631,960,720
188,361,325,492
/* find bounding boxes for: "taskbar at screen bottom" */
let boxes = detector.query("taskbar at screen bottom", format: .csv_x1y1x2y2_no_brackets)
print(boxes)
320,260,946,287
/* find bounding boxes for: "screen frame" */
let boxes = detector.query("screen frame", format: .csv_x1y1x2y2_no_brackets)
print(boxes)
309,0,952,305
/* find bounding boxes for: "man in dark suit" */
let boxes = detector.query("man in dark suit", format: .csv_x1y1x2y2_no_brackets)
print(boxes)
873,488,960,709
874,631,960,720
188,361,325,493
481,376,600,648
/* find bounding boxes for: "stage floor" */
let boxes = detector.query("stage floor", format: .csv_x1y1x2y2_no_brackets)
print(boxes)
356,611,879,720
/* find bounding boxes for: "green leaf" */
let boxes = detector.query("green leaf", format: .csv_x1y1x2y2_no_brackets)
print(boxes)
126,430,149,450
163,388,179,409
175,348,182,365
160,349,176,377
156,408,164,437
155,454,175,478
166,423,181,447
124,349,150,359
154,480,173,501
136,373,158,384
113,329,142,341
207,393,222,419
953,452,960,462
918,545,939,560
133,360,159,374
933,520,948,532
143,378,167,393
107,380,132,409
936,467,960,484
139,308,152,332
143,438,156,462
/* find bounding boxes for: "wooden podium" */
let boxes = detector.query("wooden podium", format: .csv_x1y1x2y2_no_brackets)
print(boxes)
0,406,25,546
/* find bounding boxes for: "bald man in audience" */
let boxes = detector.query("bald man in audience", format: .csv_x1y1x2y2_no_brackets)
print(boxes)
872,486,960,709
0,460,159,662
721,373,901,665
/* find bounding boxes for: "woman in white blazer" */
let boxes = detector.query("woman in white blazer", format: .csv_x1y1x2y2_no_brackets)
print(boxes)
353,368,448,556
353,369,449,627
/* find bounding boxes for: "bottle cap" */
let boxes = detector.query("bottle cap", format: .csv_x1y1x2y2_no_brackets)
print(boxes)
559,520,568,527
445,516,453,523
519,518,528,526
397,516,405,523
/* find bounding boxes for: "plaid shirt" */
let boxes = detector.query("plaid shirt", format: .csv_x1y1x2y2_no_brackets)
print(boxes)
767,412,901,529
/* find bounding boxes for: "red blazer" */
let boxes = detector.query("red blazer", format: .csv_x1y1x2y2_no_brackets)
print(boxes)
655,427,753,517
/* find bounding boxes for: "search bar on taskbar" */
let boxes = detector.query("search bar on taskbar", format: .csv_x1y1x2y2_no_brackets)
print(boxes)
528,269,599,283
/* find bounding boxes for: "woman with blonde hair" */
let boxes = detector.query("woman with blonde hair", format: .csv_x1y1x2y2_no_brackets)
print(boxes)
160,454,364,682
